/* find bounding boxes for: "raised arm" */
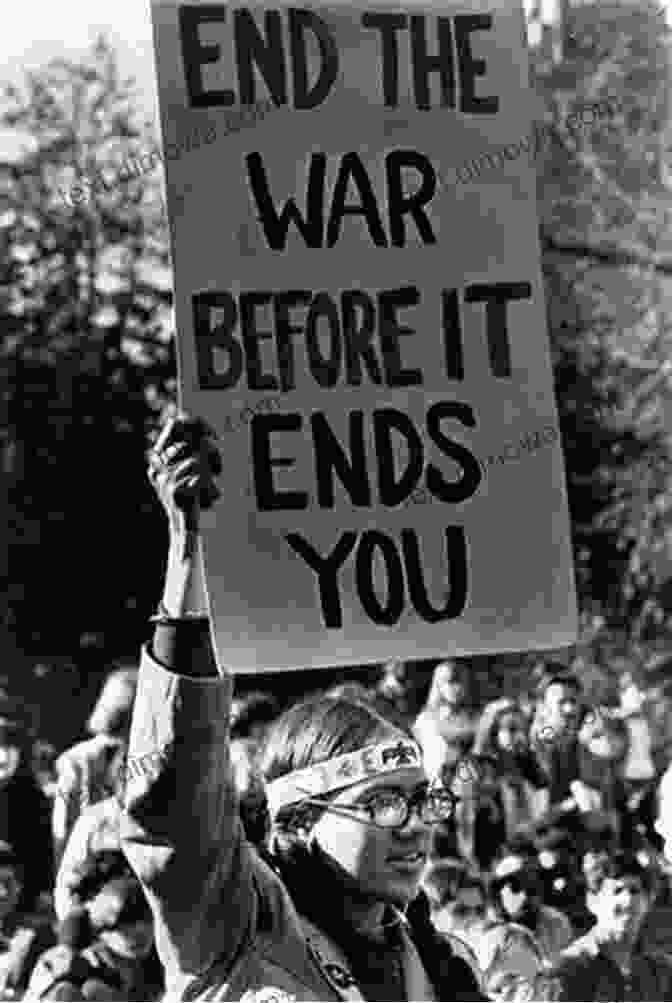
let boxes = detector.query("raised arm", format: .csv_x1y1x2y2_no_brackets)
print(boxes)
120,415,255,991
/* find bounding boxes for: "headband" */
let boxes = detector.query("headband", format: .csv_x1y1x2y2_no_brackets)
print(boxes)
265,739,423,818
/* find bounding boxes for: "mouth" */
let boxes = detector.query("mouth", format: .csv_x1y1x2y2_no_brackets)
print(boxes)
387,850,426,873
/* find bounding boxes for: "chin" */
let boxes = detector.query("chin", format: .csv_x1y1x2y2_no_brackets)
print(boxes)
379,876,421,907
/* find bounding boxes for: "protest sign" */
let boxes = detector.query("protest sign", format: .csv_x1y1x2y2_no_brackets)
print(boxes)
150,0,578,672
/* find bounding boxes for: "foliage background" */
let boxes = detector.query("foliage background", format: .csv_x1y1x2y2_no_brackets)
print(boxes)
2,2,672,747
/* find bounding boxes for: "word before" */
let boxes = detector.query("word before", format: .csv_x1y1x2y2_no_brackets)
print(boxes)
193,283,529,392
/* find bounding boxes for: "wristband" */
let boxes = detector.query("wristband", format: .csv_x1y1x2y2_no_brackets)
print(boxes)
149,600,209,624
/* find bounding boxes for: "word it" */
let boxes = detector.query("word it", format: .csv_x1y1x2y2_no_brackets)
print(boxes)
193,283,530,392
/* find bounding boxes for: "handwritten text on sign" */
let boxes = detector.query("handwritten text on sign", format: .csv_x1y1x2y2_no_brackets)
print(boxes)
153,0,577,669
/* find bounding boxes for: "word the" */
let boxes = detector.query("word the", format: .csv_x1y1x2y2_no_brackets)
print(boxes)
179,8,499,113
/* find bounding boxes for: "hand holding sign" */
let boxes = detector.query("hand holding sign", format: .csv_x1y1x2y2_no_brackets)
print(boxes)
148,412,222,547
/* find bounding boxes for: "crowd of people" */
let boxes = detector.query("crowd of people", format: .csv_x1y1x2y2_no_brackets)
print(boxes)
2,412,672,1001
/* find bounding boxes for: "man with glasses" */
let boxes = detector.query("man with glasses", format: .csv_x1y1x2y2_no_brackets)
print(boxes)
549,851,672,1000
488,843,574,965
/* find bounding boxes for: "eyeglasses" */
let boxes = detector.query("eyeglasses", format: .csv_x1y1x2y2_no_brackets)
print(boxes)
302,785,459,829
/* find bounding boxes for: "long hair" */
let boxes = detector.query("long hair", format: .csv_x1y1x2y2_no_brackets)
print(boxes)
473,698,529,761
424,660,471,713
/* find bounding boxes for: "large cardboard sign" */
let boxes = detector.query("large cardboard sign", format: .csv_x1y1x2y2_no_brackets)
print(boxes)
150,0,578,672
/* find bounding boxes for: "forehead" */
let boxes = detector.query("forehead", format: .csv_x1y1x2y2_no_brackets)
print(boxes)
332,765,427,802
458,886,484,905
600,875,645,895
498,711,524,727
546,682,577,701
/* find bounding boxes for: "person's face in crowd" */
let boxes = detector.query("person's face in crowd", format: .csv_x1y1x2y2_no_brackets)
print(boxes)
543,683,580,737
655,769,672,862
496,712,528,756
498,869,538,925
482,939,543,1003
0,744,20,785
436,662,465,708
590,875,650,941
451,884,486,927
100,918,155,960
0,865,22,922
311,764,433,907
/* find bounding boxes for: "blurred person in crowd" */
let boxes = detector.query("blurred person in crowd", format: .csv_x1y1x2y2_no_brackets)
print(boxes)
488,843,573,964
432,753,506,870
640,653,672,772
471,922,564,1002
576,707,629,842
427,864,489,952
550,850,672,1000
420,860,484,988
0,842,56,1000
617,672,656,784
472,698,549,840
374,659,434,726
54,797,124,923
26,856,159,1001
0,689,53,913
52,667,137,867
614,671,660,850
530,668,583,806
655,761,672,862
119,414,484,1002
413,661,478,784
635,765,672,958
533,825,591,934
229,692,278,847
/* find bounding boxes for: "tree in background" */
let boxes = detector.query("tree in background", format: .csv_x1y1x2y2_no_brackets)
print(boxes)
0,38,174,743
3,8,672,734
529,0,672,691
451,1,672,704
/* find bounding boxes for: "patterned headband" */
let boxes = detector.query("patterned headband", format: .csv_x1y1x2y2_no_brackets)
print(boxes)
265,738,424,818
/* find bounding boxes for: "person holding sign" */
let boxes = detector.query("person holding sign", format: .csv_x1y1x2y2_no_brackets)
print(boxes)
120,413,484,1002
